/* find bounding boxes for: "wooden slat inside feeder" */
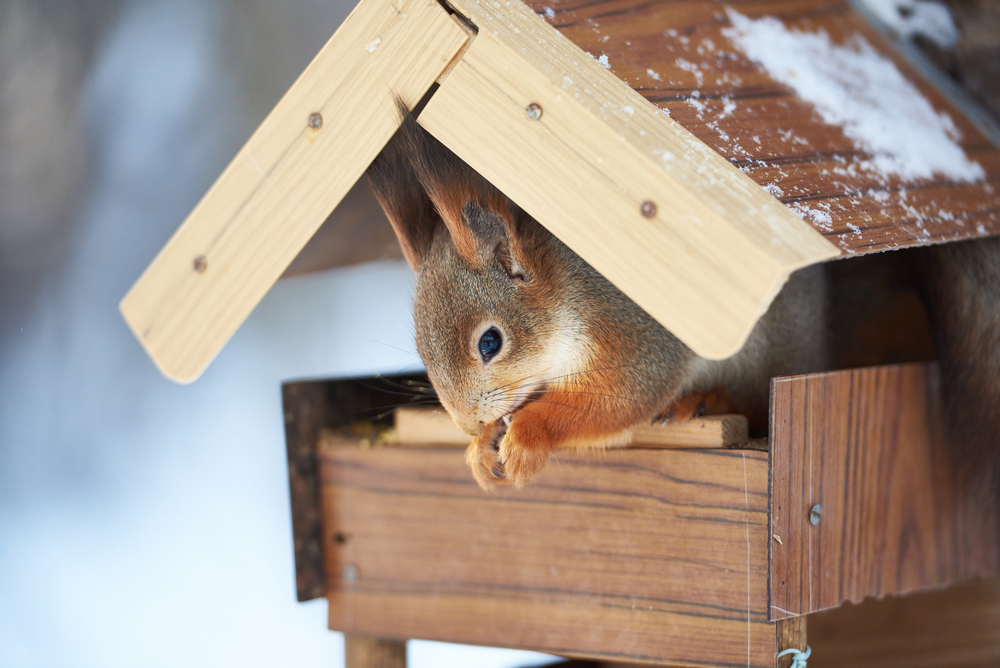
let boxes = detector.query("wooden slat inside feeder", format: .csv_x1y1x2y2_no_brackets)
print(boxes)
393,406,750,449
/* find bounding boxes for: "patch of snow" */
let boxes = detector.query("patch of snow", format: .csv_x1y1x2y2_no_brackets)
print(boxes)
365,37,380,52
674,58,704,86
686,91,707,117
646,68,661,81
656,148,675,163
724,10,984,183
543,6,555,19
585,52,611,68
719,96,737,118
622,105,634,116
789,202,835,231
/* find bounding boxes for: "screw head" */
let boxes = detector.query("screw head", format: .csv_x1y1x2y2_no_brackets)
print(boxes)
308,112,323,130
525,103,543,121
640,200,657,218
343,563,359,581
192,255,207,273
809,504,822,525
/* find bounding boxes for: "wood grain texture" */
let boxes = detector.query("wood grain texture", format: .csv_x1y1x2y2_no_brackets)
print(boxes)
394,406,748,448
768,363,1000,620
524,0,1000,256
344,636,407,668
320,439,773,667
775,616,807,668
282,374,431,602
422,0,839,361
808,577,1000,668
631,414,749,448
119,0,469,383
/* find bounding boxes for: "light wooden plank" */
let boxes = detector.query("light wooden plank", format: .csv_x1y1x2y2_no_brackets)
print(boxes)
630,414,748,448
320,442,774,666
394,406,747,448
419,0,840,360
768,363,1000,620
393,407,467,446
119,0,470,383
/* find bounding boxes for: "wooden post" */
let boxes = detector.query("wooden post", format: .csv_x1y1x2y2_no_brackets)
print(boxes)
775,617,807,668
344,636,407,668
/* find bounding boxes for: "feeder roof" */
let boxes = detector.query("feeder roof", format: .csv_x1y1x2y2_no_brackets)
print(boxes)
120,0,1000,383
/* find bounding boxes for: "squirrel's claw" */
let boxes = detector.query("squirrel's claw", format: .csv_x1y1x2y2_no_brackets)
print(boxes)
466,417,551,490
466,421,510,491
656,386,736,425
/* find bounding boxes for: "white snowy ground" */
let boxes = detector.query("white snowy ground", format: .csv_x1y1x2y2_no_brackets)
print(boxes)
0,1,555,666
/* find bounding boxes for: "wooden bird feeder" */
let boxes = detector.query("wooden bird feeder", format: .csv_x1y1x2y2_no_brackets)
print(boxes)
120,0,1000,664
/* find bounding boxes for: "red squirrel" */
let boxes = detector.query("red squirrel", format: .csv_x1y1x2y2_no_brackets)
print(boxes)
367,107,1000,491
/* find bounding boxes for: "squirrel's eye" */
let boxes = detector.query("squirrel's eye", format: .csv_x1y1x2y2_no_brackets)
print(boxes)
478,327,503,362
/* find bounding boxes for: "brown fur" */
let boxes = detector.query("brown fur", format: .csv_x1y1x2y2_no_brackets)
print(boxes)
913,236,1000,500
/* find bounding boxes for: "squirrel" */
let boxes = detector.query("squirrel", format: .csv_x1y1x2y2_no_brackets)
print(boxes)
367,106,1000,492
367,108,828,489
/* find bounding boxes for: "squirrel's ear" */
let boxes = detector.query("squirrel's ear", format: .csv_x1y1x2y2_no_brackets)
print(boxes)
381,105,536,271
462,202,528,279
366,125,437,272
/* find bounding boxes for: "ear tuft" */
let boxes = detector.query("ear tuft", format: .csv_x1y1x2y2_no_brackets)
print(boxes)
368,99,540,274
366,102,438,271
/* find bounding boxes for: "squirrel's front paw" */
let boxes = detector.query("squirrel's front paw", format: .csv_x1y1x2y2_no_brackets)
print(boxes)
465,418,552,491
466,421,508,491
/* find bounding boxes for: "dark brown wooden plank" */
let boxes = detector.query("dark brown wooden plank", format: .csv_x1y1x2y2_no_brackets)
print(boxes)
321,442,773,667
768,363,1000,620
283,382,331,602
525,0,1000,256
808,577,1000,668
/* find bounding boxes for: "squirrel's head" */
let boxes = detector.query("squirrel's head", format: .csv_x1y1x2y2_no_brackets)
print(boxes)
368,107,585,434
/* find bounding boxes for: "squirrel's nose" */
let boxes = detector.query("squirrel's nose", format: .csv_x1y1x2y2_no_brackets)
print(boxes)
452,413,483,436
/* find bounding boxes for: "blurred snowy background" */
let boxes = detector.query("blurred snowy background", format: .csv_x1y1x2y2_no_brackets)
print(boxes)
1,0,996,666
0,0,556,665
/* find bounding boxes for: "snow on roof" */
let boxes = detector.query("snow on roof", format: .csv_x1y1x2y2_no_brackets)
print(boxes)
723,9,983,185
